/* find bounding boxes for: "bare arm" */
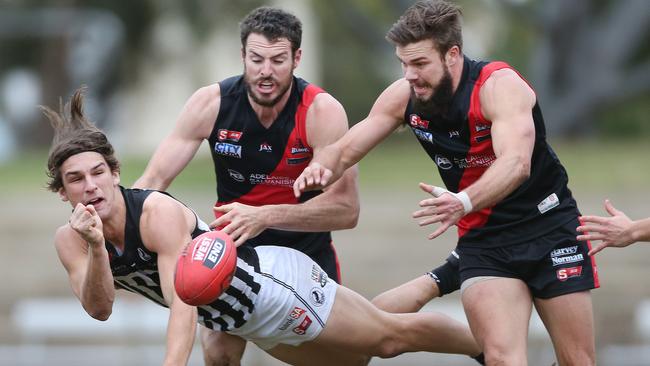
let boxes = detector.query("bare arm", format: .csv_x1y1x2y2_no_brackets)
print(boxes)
293,79,411,196
55,204,115,320
133,84,221,190
140,193,198,366
577,199,650,255
414,69,536,239
213,93,361,245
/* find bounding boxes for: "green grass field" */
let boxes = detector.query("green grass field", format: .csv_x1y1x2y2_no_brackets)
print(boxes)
3,136,648,196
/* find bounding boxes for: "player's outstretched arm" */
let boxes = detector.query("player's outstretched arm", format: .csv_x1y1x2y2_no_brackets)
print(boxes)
577,199,650,255
134,85,221,191
55,204,115,320
293,79,411,197
140,193,198,365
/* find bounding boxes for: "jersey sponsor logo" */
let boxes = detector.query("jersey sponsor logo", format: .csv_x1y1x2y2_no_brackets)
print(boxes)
449,130,460,138
557,266,583,281
228,169,245,182
137,247,152,262
435,155,453,170
550,246,578,257
279,307,306,330
413,128,433,143
291,139,311,155
538,193,559,214
214,142,242,158
217,129,242,142
310,287,326,307
409,114,429,129
311,265,329,287
475,123,490,132
453,153,496,169
292,315,313,335
287,157,310,165
259,142,272,152
249,173,295,186
551,253,584,266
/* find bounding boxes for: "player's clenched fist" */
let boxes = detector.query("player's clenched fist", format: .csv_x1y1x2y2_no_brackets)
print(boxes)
293,162,333,197
69,203,104,247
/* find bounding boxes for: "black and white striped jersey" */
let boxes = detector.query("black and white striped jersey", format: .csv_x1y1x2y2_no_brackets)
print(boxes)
107,186,262,331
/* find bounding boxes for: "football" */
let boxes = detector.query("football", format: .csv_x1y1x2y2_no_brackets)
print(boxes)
174,230,237,306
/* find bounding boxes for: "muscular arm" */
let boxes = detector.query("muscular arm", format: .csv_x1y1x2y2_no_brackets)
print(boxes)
140,193,198,366
463,69,536,210
55,205,115,321
133,85,220,190
293,79,410,196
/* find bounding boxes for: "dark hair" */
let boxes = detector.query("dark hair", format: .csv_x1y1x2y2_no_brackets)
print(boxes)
240,6,302,53
42,87,120,192
386,0,463,55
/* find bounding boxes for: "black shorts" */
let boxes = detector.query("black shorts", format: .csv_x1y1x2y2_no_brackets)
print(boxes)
457,217,600,299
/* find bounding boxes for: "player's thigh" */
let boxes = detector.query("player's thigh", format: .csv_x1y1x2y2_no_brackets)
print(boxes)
534,291,595,365
461,277,532,354
266,341,369,366
200,326,247,365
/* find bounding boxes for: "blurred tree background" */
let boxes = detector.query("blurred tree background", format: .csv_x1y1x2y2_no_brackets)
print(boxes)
0,0,648,164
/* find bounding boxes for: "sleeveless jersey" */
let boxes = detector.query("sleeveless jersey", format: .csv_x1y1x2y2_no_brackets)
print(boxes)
404,57,579,248
106,186,263,331
208,75,332,256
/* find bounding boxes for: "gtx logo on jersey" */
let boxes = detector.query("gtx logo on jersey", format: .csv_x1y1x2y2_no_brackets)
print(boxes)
292,315,313,335
217,129,242,142
550,245,583,266
259,142,272,152
249,173,295,186
310,287,326,307
453,153,496,169
192,237,226,269
409,114,430,129
557,266,583,281
414,128,433,143
291,139,311,155
214,142,242,158
228,169,245,182
311,265,329,287
278,307,307,331
435,155,453,170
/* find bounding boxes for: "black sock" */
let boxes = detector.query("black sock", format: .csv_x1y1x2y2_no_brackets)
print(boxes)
426,251,460,296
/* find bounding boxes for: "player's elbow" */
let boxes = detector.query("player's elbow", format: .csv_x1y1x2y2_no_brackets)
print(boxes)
512,155,531,183
86,306,112,321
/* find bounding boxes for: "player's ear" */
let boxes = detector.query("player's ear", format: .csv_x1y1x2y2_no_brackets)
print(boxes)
112,171,120,186
241,47,246,61
58,187,69,202
292,48,302,70
445,45,460,67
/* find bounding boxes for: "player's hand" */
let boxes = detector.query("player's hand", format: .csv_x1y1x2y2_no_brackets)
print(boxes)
577,199,635,256
413,183,465,240
210,203,268,246
69,203,104,247
293,162,332,198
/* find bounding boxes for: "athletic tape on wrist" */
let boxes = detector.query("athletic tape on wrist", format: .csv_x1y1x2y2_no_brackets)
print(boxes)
455,191,473,214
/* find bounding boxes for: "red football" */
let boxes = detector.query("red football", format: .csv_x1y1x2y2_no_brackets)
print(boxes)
174,230,237,306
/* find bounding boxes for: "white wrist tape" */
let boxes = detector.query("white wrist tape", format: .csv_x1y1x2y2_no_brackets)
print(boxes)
455,191,473,214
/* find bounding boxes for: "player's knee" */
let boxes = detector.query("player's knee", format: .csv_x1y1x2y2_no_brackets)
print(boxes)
202,349,242,366
482,346,525,366
373,337,405,359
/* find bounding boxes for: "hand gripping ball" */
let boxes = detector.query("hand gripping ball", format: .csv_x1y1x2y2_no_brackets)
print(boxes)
174,230,237,306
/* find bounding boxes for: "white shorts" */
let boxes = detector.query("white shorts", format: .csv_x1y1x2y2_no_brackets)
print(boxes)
227,246,338,350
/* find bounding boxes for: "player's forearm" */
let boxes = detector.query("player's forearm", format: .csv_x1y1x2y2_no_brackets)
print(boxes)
464,153,530,212
163,301,197,366
629,217,650,243
262,194,359,232
80,245,115,320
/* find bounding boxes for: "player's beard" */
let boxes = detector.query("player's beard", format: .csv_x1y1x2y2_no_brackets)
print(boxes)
411,66,454,121
244,66,294,107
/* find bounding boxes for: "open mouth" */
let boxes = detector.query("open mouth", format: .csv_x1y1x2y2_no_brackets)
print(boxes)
257,80,275,94
86,197,104,207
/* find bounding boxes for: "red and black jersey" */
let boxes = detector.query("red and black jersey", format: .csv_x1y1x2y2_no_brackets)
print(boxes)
208,75,332,256
404,57,580,248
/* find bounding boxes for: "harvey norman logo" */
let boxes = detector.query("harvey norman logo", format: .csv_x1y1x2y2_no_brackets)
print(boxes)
550,246,583,266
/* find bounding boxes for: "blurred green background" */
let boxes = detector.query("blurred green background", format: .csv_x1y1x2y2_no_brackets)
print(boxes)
1,0,649,365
